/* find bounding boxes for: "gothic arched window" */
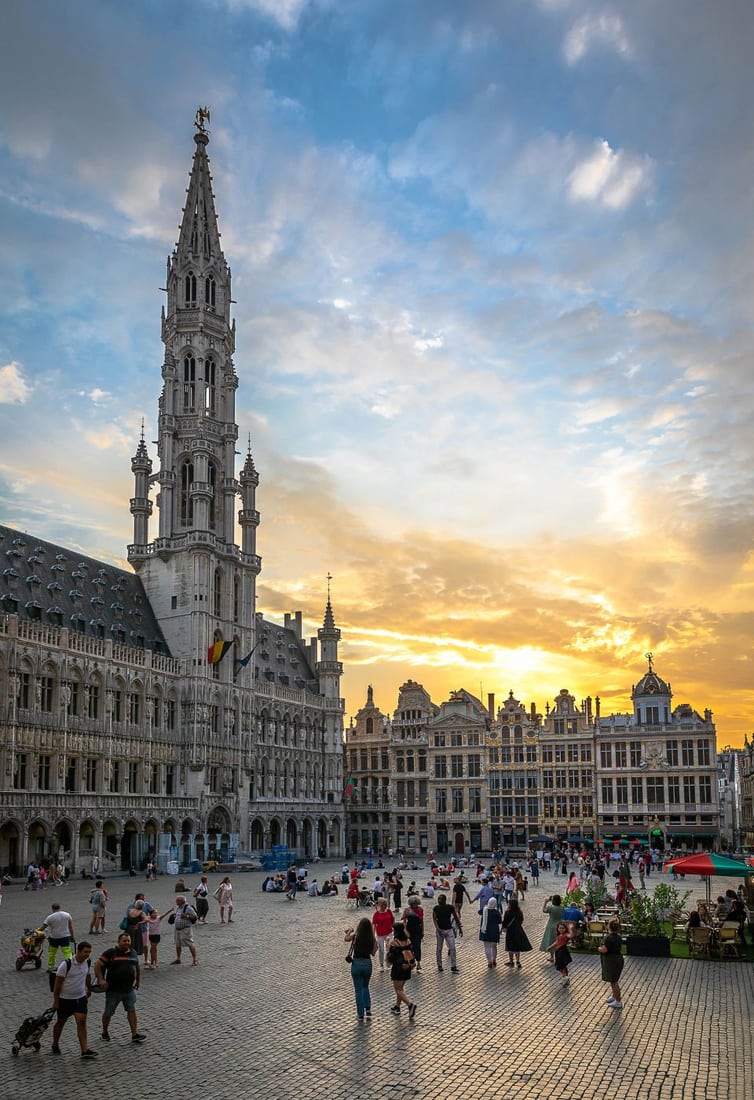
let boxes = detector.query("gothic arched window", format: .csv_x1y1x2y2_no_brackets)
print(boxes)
180,460,194,526
183,356,196,410
204,357,216,415
213,568,222,618
185,271,197,306
205,276,216,309
208,462,217,529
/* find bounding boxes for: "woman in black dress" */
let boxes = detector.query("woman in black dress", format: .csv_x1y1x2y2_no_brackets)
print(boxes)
502,897,532,969
387,922,417,1019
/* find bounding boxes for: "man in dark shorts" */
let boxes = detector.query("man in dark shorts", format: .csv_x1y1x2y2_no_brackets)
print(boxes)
51,940,97,1058
451,876,472,935
95,931,146,1044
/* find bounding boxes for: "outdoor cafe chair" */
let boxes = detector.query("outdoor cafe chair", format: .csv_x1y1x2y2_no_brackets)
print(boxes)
688,927,713,957
586,920,605,949
718,923,740,958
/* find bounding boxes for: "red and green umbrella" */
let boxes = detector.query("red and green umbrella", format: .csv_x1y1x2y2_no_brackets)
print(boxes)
665,852,753,876
665,852,754,899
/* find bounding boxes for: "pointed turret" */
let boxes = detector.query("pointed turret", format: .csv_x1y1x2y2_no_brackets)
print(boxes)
317,576,343,707
239,437,261,562
129,421,153,559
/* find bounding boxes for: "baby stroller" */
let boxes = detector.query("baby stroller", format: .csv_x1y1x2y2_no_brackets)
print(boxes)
12,1006,56,1056
16,927,46,970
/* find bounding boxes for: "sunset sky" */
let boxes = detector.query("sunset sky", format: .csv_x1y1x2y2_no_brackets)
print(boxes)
1,1,752,746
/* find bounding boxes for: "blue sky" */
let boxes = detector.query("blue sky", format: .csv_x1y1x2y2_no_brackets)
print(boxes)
1,0,753,742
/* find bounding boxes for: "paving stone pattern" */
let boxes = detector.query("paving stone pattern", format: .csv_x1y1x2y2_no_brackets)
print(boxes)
1,866,751,1100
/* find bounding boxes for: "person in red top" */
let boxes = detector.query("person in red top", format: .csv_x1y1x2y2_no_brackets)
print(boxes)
372,898,395,970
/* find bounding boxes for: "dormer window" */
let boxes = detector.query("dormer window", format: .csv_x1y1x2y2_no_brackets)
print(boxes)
185,271,197,306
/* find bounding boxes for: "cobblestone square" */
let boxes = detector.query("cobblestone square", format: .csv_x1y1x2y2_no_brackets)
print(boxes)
1,865,751,1100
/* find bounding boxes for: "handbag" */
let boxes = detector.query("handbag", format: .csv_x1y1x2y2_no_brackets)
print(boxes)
345,942,354,963
119,916,128,931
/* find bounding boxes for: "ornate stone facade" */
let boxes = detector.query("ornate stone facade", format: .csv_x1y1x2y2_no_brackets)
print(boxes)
0,119,345,875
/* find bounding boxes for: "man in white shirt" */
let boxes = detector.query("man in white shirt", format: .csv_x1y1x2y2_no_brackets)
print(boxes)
51,940,97,1058
42,902,75,972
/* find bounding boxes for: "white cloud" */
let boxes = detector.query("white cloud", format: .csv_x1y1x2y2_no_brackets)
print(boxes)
563,9,633,65
568,139,651,209
222,0,311,30
0,361,32,404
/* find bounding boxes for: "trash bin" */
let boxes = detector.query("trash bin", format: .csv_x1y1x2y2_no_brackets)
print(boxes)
166,860,179,875
190,860,201,874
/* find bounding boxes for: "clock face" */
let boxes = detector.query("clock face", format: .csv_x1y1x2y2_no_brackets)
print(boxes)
645,680,657,694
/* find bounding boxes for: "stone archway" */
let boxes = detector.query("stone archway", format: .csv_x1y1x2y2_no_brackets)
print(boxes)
122,819,140,871
250,819,264,851
0,819,22,875
77,819,95,869
302,819,312,859
102,820,119,865
28,819,50,865
269,819,281,847
286,818,298,852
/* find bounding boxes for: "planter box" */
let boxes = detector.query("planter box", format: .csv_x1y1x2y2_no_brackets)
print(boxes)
626,934,671,958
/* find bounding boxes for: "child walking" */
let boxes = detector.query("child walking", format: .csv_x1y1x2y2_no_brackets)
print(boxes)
598,918,624,1010
546,920,573,987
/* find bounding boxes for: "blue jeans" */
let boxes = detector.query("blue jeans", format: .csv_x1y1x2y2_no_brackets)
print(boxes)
350,957,372,1018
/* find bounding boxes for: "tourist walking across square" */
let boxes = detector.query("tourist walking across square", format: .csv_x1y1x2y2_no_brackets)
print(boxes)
95,931,146,1044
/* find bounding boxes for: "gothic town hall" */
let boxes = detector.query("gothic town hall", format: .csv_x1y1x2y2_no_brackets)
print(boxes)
0,117,346,875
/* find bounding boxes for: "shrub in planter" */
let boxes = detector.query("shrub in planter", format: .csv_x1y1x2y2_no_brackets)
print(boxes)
626,893,671,957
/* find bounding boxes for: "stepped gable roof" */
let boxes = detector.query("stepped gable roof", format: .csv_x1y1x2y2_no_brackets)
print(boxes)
0,524,169,655
253,615,318,692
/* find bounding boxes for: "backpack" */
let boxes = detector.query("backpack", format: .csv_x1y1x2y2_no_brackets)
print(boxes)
386,943,402,966
63,957,92,974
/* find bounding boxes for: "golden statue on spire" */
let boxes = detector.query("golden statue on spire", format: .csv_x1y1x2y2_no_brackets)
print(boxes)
195,106,211,132
645,651,654,671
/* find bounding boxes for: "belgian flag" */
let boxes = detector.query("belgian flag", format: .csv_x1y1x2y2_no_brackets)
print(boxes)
207,640,233,665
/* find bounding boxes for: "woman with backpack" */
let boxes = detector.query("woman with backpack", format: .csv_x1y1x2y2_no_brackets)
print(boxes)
387,922,417,1019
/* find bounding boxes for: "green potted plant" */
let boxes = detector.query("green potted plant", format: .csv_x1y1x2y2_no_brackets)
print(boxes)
626,893,671,957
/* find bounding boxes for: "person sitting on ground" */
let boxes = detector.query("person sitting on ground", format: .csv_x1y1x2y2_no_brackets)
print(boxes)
307,878,320,897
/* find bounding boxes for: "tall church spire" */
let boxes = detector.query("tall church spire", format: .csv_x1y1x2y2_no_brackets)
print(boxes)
127,113,260,669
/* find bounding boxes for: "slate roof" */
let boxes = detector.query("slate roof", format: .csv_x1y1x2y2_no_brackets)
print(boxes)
253,616,319,692
0,524,169,655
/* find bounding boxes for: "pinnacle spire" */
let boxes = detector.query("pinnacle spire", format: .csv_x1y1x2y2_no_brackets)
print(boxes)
176,109,224,267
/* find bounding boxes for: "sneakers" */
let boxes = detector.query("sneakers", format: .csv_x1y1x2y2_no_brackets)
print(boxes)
408,1003,417,1019
364,1010,372,1019
100,1031,110,1042
606,997,616,1004
81,1050,98,1060
610,1001,623,1010
437,966,444,972
131,1033,147,1043
51,1045,61,1055
451,966,459,973
390,1005,401,1014
561,976,570,986
504,961,514,967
